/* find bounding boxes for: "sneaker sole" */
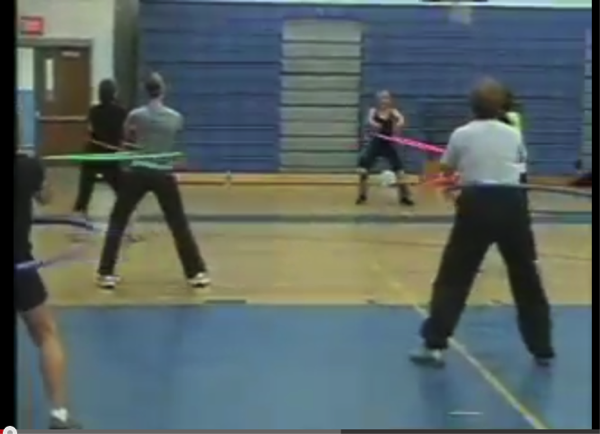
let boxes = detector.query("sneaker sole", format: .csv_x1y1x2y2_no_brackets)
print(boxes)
409,354,445,368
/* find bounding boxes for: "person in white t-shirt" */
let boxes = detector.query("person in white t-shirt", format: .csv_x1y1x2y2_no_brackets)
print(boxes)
410,79,554,368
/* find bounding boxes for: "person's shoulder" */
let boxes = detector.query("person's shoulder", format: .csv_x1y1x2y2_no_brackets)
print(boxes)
88,103,101,116
127,106,147,119
450,122,475,139
163,106,183,118
111,103,128,114
490,120,521,138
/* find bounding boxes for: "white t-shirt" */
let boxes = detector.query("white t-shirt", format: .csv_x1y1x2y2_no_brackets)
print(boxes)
441,120,527,185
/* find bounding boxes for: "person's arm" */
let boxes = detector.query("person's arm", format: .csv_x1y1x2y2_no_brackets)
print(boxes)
392,108,405,132
123,109,138,143
439,129,461,177
507,111,523,132
176,111,184,132
367,108,381,129
87,106,95,136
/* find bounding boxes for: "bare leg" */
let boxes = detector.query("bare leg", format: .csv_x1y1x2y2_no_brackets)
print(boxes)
20,304,81,428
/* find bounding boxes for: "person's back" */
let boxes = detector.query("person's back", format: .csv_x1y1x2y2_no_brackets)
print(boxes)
448,119,525,186
87,79,127,152
88,103,128,151
15,154,45,259
127,102,183,170
129,103,182,153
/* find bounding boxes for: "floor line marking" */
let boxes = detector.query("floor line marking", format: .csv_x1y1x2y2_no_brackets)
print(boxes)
370,261,550,430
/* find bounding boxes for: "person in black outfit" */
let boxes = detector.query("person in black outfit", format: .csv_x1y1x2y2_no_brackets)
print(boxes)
96,74,209,290
410,79,554,368
15,147,82,429
72,79,127,217
356,90,414,206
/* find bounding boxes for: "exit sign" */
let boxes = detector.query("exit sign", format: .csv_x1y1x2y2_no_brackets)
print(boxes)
19,16,45,36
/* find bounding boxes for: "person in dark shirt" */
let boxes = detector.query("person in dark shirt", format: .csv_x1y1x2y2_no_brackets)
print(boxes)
356,90,414,206
15,150,82,429
72,79,128,217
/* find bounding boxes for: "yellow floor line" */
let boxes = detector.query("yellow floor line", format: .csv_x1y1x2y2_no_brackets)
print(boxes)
370,262,550,430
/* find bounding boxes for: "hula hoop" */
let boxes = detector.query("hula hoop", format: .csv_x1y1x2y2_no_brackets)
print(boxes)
376,134,445,154
15,216,99,272
42,151,183,162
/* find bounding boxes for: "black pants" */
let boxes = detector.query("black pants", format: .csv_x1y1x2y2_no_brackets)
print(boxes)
98,167,206,278
73,163,121,214
15,253,48,312
421,187,553,358
358,138,403,172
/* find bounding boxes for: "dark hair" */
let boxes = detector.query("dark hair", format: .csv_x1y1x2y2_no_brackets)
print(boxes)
502,88,518,112
470,79,505,120
144,74,164,99
98,79,117,105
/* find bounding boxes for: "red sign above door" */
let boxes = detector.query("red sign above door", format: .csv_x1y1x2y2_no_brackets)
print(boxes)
19,16,45,36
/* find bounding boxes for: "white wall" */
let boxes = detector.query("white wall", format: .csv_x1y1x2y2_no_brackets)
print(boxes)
17,0,116,91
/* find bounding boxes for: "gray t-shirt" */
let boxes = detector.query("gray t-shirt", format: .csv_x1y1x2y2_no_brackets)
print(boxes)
441,120,527,185
125,102,184,170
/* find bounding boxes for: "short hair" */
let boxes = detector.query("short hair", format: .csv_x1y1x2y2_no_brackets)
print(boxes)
470,78,506,120
98,79,117,105
144,73,164,99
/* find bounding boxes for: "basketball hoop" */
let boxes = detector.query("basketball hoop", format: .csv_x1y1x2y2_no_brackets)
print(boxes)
448,0,473,24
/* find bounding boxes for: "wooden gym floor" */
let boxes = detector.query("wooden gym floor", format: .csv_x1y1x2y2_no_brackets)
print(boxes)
17,170,592,429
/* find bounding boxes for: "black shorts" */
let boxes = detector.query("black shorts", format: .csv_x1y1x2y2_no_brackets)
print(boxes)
15,255,48,313
358,138,403,173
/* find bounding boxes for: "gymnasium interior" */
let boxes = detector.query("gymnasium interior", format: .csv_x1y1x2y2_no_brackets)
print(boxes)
16,0,592,429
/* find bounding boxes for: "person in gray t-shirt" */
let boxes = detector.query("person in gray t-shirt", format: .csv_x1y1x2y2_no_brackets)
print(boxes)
96,74,210,290
410,79,554,367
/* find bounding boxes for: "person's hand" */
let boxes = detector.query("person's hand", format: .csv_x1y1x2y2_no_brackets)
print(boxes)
442,186,459,204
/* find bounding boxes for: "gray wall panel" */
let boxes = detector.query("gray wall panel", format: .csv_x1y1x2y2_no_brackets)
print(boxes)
282,42,361,59
283,59,362,74
283,20,363,43
281,107,357,122
281,90,358,106
281,121,357,137
280,137,356,150
281,75,360,91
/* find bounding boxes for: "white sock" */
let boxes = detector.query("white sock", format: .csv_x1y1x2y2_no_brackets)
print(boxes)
50,408,69,422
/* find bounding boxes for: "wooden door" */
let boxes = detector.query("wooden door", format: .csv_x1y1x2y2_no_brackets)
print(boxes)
34,46,91,155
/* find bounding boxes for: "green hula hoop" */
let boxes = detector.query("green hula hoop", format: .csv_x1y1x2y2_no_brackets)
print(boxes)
43,151,183,162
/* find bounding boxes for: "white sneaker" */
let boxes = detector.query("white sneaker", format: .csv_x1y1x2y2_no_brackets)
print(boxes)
96,275,120,291
188,273,211,289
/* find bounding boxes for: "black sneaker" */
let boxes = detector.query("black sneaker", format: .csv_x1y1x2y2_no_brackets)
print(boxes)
400,197,415,207
49,416,83,429
534,354,555,367
355,194,367,205
409,347,445,367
